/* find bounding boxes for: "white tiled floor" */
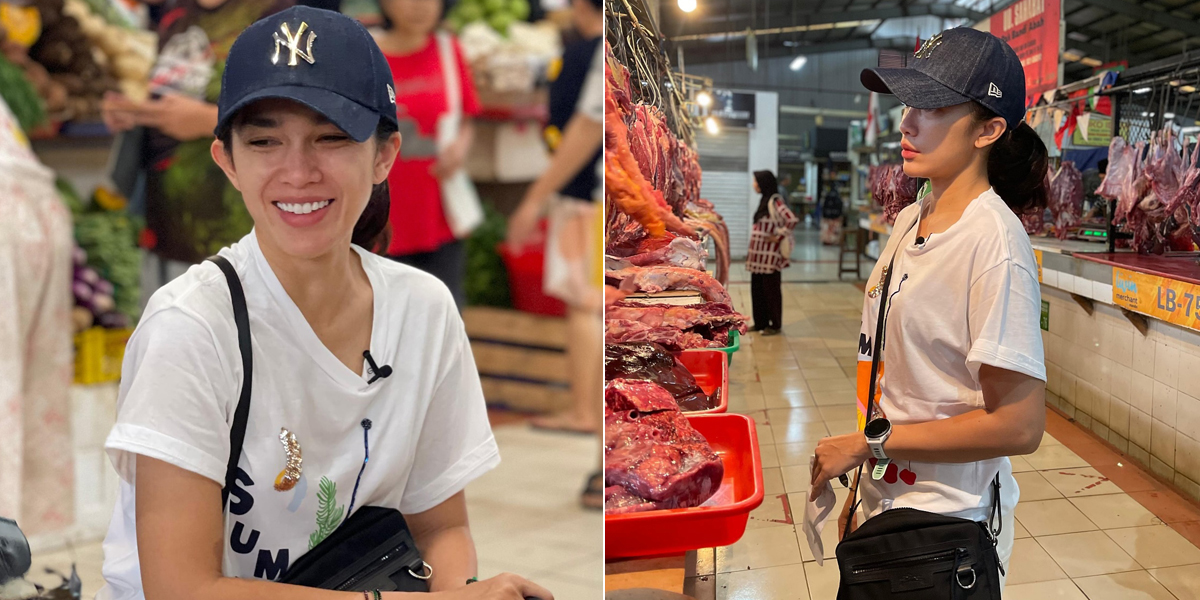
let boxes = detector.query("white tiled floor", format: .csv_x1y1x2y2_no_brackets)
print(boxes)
709,280,1200,600
27,423,602,599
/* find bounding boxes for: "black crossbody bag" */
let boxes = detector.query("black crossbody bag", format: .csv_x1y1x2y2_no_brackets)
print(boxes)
207,256,431,592
833,226,1004,600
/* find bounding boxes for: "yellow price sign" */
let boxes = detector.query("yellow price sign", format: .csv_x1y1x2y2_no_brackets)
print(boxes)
1112,267,1200,331
1035,249,1043,283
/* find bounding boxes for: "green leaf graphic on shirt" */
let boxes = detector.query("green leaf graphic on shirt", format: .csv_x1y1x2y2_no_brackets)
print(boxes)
308,477,345,550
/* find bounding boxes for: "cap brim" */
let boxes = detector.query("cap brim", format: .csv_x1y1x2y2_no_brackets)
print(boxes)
216,85,380,142
861,67,972,110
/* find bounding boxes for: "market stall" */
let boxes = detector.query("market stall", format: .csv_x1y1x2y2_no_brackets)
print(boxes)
1020,52,1200,505
602,0,763,590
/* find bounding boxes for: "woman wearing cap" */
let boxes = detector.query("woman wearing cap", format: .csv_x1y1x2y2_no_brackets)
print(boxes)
97,7,551,600
808,26,1049,585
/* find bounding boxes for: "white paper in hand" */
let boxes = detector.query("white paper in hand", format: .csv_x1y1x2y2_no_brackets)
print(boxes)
803,454,838,566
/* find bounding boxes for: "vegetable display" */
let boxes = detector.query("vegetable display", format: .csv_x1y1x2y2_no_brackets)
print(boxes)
447,0,530,35
61,180,142,329
465,203,512,308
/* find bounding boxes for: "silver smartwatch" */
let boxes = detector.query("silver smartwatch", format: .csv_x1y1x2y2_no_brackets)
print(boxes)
865,418,893,480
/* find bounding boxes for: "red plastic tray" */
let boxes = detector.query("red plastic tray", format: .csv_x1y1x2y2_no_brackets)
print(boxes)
677,349,728,414
605,413,764,558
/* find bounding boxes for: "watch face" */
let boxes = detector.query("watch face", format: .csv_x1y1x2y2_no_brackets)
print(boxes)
865,419,890,438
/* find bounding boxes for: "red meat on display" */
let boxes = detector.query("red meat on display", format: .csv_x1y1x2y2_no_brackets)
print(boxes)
605,342,715,412
606,266,733,305
869,164,921,224
605,379,724,514
1049,161,1083,240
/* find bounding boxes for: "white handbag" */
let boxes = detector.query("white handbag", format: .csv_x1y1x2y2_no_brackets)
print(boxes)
767,194,794,258
435,32,484,238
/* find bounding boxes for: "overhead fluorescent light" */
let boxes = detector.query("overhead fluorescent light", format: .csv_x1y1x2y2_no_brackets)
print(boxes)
790,55,808,71
678,0,697,12
1182,85,1198,93
705,116,720,134
1067,32,1090,42
1134,87,1152,94
696,91,713,107
1080,57,1102,67
1061,51,1082,62
1166,112,1176,119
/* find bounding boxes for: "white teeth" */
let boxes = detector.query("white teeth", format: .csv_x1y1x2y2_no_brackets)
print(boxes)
276,200,331,215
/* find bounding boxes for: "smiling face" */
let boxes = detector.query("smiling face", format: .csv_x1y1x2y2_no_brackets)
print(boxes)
211,99,400,260
897,102,1006,181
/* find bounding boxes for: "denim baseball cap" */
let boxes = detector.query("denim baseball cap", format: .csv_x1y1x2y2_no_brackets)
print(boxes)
861,27,1026,131
216,6,398,142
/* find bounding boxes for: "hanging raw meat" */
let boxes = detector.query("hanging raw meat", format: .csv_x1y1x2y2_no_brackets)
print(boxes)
870,164,921,224
606,93,695,239
605,319,722,351
1048,161,1083,240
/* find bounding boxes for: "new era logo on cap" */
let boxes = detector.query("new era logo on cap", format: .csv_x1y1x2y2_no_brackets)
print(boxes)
988,83,1003,98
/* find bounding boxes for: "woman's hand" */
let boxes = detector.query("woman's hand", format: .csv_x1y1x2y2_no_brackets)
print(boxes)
424,573,554,600
431,143,468,179
101,91,138,133
119,93,220,141
505,197,545,249
809,432,870,502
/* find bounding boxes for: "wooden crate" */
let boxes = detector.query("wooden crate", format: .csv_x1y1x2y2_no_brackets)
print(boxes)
463,307,570,413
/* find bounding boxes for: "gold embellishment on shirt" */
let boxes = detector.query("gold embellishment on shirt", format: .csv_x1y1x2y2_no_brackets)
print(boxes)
868,266,889,298
914,32,943,59
272,22,316,67
274,428,303,491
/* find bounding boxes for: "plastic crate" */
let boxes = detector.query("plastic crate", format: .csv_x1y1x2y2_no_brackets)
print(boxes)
714,329,740,365
677,349,728,414
605,413,764,558
74,326,133,384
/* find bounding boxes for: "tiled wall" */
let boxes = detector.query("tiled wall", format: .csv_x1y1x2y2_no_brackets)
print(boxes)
1041,286,1200,504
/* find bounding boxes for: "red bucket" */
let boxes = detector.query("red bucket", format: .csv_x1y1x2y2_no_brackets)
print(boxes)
498,223,567,318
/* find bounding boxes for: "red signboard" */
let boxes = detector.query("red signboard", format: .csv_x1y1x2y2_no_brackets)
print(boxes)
989,0,1061,102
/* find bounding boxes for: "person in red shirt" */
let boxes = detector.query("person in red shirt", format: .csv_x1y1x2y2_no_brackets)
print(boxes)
375,0,480,308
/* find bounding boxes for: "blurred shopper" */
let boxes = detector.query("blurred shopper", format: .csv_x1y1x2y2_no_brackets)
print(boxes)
98,9,552,600
820,183,844,245
0,99,74,540
101,0,294,304
505,0,604,509
746,170,797,336
375,0,480,309
810,27,1049,591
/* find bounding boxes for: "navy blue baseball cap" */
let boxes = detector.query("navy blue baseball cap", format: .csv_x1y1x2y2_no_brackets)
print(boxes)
861,27,1026,131
216,6,398,143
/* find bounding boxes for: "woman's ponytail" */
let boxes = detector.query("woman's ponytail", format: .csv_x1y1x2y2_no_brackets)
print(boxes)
351,121,400,253
973,104,1049,214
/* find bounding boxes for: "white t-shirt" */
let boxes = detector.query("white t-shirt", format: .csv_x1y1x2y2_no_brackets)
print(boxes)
97,231,499,600
856,188,1045,524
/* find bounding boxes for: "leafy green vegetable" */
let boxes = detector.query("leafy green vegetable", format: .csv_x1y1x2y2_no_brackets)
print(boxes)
465,203,511,308
74,198,143,324
56,177,86,216
0,54,46,133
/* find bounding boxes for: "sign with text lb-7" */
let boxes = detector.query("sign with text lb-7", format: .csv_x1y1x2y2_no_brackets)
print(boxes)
1112,267,1200,332
989,0,1061,102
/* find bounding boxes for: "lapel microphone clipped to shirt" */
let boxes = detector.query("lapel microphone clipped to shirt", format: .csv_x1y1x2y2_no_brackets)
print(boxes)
363,351,392,384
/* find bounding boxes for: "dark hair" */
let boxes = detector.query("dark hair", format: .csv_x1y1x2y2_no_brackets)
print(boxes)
752,170,779,221
1098,159,1108,174
969,103,1049,214
378,0,454,30
217,117,397,252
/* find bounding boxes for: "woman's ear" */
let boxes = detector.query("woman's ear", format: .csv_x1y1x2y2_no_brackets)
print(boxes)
374,131,402,184
976,117,1007,149
211,138,241,191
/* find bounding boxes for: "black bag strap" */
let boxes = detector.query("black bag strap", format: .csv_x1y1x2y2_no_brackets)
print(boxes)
206,255,253,512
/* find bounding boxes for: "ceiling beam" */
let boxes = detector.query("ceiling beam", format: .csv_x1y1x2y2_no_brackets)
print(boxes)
678,35,915,64
669,4,984,41
1073,0,1200,39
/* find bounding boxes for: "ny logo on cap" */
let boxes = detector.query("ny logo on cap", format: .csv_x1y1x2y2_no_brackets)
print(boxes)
914,32,943,59
988,83,1003,98
272,22,316,67
387,84,396,104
